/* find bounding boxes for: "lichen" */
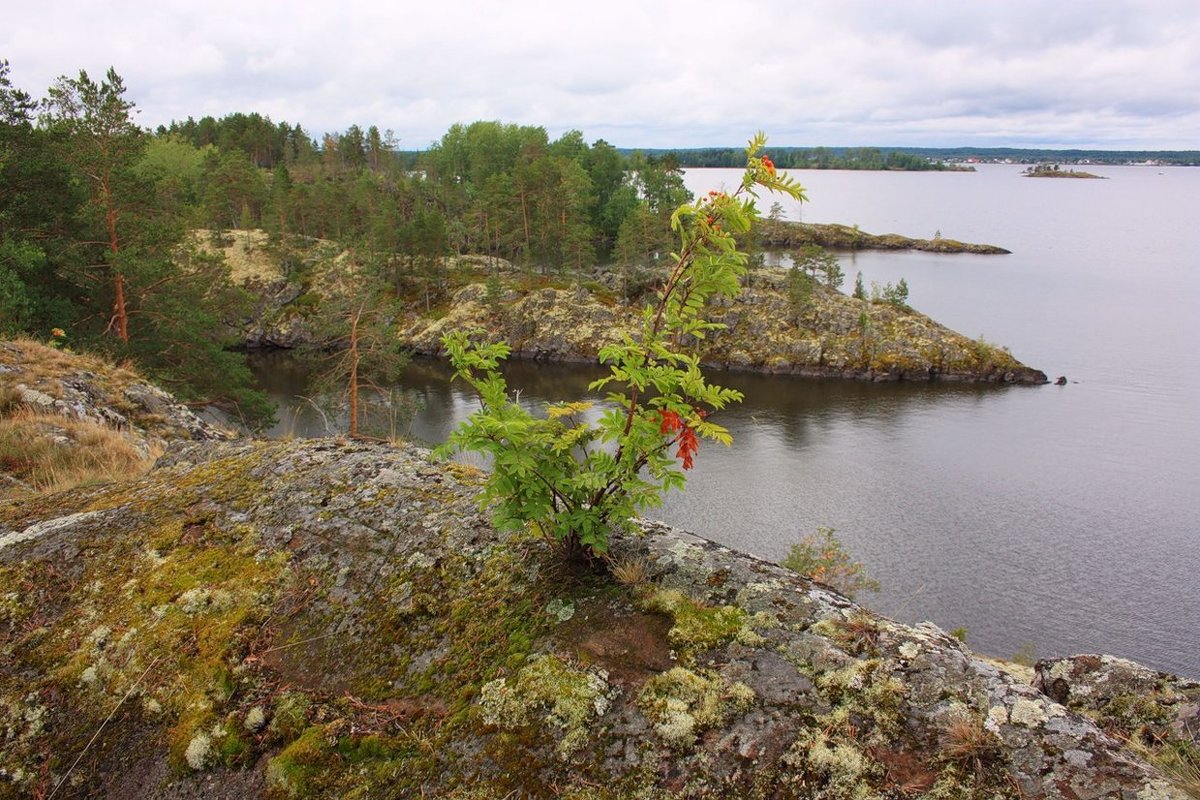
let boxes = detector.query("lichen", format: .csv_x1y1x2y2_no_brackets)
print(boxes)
478,654,614,758
184,730,213,771
244,705,267,732
782,729,881,800
637,666,755,750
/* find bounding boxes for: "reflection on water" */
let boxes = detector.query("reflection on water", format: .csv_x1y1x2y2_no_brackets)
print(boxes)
254,350,1004,450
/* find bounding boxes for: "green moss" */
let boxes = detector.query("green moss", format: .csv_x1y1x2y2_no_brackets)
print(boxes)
265,724,332,798
640,589,756,659
0,494,291,784
270,692,313,743
1092,691,1173,740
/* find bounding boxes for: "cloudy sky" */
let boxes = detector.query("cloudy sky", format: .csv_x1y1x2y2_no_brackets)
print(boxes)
4,0,1198,150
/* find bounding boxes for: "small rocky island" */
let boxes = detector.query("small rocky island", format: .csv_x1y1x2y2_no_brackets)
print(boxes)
758,220,1012,254
1023,165,1106,179
1,342,1196,798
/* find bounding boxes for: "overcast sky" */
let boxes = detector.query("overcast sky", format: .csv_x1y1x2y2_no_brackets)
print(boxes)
4,1,1198,150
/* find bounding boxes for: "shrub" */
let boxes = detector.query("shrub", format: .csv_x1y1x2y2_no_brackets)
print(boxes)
782,526,880,600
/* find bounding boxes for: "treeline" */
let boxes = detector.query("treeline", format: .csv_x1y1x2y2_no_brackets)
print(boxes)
643,145,1200,168
897,146,1200,165
1,61,699,425
142,118,691,273
641,147,967,171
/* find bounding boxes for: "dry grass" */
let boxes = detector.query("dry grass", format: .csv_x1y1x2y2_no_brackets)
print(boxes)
0,408,159,498
1129,738,1200,799
191,229,281,284
830,610,881,655
940,708,995,780
1156,747,1200,798
0,337,142,395
610,555,653,589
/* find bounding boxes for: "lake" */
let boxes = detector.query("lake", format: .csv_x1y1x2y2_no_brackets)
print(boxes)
251,164,1200,678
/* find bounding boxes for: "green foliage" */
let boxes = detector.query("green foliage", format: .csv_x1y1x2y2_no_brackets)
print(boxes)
14,65,264,424
781,527,880,600
871,277,910,309
439,135,804,557
792,244,844,289
786,267,815,319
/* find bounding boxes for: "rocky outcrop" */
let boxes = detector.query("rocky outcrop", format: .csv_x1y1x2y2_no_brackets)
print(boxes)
0,424,1187,797
1036,655,1200,747
400,277,1048,384
0,340,233,451
211,229,1045,384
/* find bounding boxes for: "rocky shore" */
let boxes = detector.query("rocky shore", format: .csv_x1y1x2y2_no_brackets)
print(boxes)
0,345,1193,799
399,274,1047,385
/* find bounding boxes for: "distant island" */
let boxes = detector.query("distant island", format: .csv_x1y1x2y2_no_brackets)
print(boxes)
1023,164,1105,179
610,146,1200,171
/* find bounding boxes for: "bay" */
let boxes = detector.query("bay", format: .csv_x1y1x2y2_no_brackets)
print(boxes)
251,164,1200,677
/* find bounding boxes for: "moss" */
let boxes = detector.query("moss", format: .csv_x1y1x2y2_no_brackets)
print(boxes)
640,589,758,659
812,611,882,657
1078,690,1174,749
265,724,332,798
269,692,313,743
637,666,755,750
262,721,444,799
0,493,291,784
782,728,882,800
478,653,614,758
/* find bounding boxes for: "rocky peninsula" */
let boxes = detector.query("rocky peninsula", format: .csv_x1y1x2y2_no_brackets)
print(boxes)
0,343,1195,799
206,230,1046,385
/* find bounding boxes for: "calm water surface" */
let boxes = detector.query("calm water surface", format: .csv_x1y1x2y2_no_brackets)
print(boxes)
252,165,1200,677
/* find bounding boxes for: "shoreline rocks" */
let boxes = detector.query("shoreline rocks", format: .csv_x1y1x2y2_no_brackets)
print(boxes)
0,434,1187,798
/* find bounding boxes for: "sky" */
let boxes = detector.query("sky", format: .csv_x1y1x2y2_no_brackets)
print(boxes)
4,0,1199,150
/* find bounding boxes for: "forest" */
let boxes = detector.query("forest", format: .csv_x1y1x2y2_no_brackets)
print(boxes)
0,62,696,426
645,146,970,170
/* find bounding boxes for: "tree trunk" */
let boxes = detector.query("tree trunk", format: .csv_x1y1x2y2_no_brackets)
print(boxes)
104,185,129,343
348,310,361,438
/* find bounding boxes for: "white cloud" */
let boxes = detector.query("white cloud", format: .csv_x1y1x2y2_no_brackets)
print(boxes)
2,0,1197,148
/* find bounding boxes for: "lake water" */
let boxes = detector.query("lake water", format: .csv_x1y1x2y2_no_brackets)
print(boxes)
251,164,1200,678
